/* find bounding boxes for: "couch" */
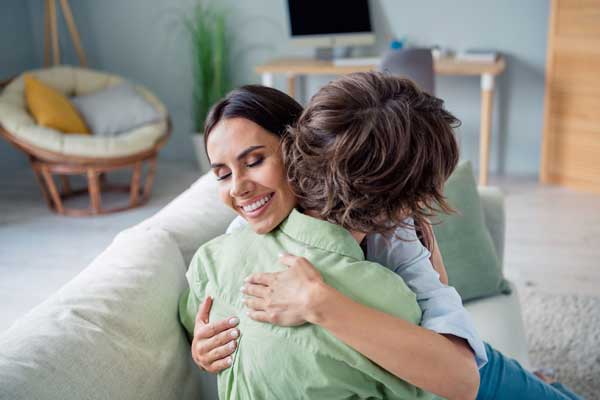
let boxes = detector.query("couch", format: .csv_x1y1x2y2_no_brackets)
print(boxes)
0,173,530,400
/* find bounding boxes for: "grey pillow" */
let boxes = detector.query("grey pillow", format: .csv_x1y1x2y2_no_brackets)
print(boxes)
71,82,162,136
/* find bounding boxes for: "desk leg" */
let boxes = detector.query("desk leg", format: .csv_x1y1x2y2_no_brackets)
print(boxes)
479,74,495,186
287,73,296,99
261,73,274,87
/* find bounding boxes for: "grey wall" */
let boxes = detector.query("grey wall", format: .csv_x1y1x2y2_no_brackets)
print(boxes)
0,1,37,170
1,0,549,176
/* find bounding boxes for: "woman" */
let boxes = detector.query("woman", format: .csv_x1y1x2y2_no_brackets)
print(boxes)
188,77,581,400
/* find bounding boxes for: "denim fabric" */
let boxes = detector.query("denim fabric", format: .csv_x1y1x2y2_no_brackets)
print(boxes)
477,343,583,400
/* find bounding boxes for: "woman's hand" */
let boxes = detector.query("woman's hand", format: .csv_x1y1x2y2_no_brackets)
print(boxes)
191,296,240,373
242,253,324,326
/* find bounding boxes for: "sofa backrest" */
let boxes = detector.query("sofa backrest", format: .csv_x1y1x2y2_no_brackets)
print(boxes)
138,172,506,272
136,172,236,265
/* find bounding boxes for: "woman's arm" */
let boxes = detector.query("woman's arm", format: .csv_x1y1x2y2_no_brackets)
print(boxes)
243,254,480,400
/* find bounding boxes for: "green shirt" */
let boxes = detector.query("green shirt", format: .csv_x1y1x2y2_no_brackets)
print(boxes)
179,209,432,400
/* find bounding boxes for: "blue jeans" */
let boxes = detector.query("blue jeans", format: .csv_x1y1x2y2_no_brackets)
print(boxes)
477,343,583,400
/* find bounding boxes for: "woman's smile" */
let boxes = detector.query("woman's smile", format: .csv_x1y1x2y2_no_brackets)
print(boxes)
238,192,275,218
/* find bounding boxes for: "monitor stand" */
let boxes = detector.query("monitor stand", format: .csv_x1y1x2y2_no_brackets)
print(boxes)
315,46,352,61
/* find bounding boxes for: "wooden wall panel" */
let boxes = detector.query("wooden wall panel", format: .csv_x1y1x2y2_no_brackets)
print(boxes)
541,0,600,193
556,0,600,37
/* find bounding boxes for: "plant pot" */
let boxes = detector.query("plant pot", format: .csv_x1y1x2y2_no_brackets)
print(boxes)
192,133,211,173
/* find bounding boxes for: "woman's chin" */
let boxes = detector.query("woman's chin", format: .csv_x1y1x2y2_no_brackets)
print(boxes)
248,215,286,235
250,221,273,235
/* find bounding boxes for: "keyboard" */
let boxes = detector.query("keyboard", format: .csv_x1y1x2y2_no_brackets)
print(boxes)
333,57,381,67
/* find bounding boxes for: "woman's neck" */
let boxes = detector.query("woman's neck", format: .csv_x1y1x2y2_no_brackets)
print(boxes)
303,209,367,244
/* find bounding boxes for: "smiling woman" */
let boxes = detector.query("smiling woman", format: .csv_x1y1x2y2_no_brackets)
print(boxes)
206,118,296,234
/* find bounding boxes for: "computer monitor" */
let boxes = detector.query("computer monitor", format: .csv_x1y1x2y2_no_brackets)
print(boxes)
286,0,375,49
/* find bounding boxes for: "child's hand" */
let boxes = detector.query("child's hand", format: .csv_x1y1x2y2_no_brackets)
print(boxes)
191,296,240,373
241,253,324,326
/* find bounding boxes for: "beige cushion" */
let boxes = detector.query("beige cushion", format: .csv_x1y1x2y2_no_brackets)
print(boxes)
0,227,203,400
137,172,237,265
0,65,168,158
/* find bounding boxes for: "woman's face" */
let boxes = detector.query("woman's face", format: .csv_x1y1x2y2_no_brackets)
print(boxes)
207,117,296,234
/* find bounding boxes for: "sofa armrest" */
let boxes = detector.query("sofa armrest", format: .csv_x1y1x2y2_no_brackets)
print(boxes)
0,227,203,400
478,186,505,269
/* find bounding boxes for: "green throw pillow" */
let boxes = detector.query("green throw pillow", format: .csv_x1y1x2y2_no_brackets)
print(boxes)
432,161,511,301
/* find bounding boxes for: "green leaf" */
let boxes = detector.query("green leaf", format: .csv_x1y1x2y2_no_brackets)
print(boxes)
185,0,233,133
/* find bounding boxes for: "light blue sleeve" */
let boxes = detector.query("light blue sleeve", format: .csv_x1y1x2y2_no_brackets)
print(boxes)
226,215,248,234
366,222,488,368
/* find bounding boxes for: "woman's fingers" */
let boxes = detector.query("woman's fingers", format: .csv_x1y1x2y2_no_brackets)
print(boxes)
196,326,239,373
194,296,213,336
205,335,238,362
207,356,234,373
243,296,265,311
247,310,271,323
278,253,312,270
194,315,239,341
245,272,275,286
190,296,240,373
202,326,240,353
241,282,269,298
193,322,239,372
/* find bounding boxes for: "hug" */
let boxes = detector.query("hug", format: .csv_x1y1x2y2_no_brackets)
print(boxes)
179,72,581,400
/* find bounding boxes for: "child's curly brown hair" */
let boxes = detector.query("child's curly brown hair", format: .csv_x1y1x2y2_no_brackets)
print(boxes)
283,72,460,236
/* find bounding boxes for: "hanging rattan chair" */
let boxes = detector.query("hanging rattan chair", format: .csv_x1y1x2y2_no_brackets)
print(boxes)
0,65,171,216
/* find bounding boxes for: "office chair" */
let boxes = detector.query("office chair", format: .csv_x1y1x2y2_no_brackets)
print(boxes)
378,48,435,95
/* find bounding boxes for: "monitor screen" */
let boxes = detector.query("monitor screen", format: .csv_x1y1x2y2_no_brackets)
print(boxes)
287,0,372,37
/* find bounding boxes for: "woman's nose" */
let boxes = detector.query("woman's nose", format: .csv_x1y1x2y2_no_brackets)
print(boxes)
230,173,251,197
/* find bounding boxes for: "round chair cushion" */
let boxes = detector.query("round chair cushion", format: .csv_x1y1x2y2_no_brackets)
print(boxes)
0,65,168,159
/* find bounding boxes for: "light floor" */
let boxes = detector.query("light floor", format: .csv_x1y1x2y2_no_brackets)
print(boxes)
1,161,599,333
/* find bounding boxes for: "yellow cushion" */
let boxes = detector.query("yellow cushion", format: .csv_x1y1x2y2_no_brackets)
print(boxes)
24,74,90,134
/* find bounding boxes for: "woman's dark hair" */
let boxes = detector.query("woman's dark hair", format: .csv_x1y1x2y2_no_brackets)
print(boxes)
203,85,303,152
283,72,460,236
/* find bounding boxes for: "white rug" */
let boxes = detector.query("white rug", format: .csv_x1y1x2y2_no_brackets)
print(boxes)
521,289,600,399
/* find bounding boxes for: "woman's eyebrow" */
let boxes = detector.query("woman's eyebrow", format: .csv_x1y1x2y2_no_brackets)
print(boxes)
210,145,266,169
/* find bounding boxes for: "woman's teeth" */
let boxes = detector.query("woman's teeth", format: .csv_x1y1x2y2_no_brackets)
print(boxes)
242,194,272,213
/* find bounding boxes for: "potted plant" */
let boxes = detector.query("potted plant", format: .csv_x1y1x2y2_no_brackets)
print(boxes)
186,0,232,172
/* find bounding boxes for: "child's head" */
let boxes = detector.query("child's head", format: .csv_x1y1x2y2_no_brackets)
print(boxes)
284,72,460,235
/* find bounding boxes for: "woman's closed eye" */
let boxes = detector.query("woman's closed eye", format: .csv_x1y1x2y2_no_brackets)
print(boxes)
216,171,231,181
246,156,264,168
215,157,265,181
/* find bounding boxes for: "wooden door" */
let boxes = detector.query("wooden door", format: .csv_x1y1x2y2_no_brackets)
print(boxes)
540,0,600,193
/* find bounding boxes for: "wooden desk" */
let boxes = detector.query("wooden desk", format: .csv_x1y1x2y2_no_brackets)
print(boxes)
256,57,506,185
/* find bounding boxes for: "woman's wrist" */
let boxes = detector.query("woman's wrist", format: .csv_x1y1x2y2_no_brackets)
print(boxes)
305,280,336,325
